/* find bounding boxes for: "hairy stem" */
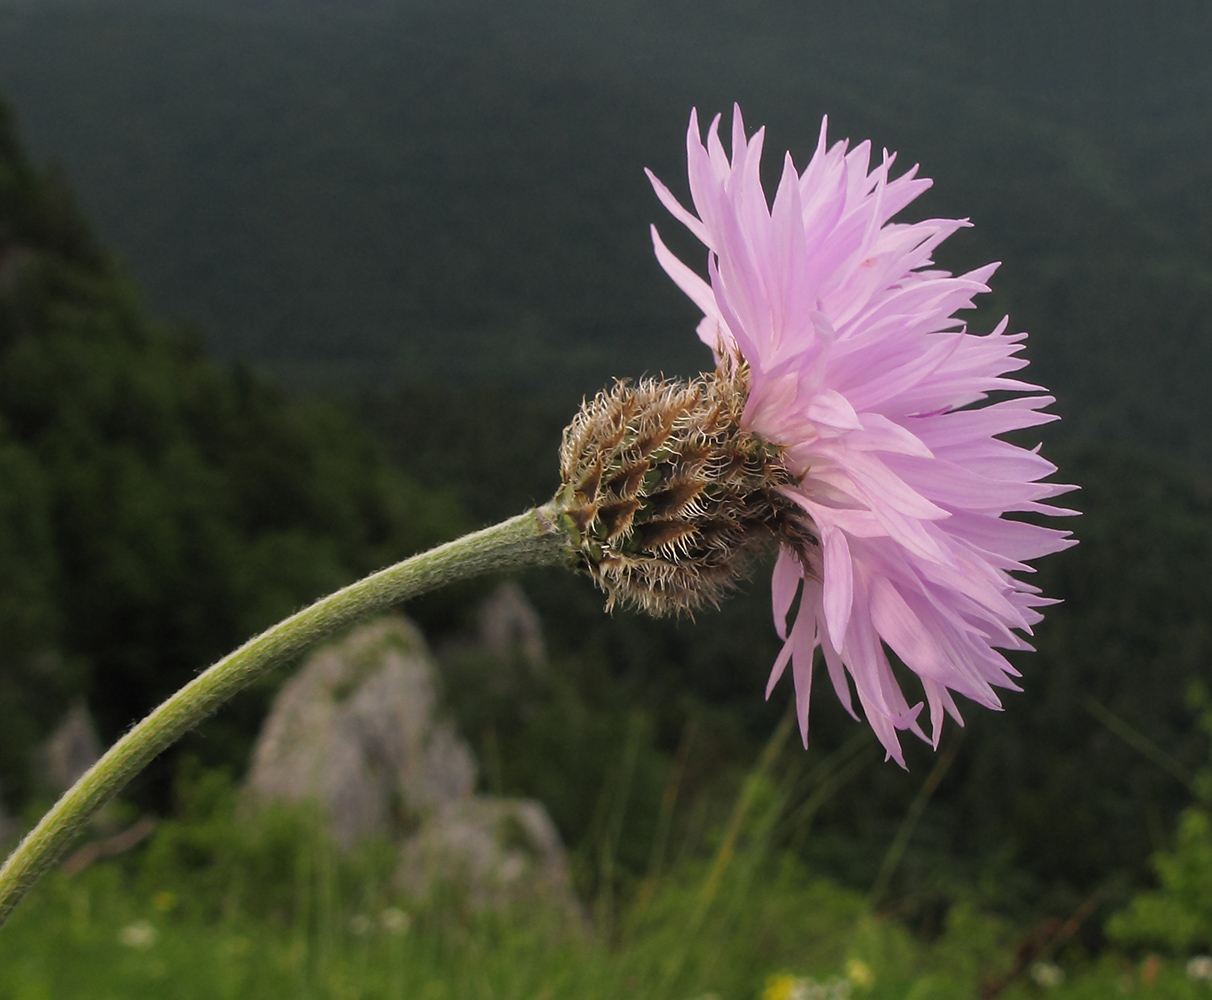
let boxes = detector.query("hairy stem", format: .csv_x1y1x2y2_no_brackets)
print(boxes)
0,505,571,928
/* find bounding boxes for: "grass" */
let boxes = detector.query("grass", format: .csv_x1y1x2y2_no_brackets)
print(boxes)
3,731,1212,998
0,841,951,1000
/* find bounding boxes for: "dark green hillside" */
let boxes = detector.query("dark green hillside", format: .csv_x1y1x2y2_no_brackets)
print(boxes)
0,0,1210,464
0,98,462,802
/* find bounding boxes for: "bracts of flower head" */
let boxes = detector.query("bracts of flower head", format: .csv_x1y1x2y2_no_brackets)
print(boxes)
558,361,818,617
559,105,1076,767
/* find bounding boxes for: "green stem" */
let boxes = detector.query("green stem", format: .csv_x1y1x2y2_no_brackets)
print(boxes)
0,504,571,929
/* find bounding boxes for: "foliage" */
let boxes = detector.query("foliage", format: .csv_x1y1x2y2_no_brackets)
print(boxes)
1106,808,1212,954
0,97,465,804
0,759,1019,1000
1107,690,1212,954
8,756,1212,999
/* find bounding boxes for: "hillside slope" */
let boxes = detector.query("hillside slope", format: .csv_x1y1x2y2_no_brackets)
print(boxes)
0,0,1210,463
0,97,461,800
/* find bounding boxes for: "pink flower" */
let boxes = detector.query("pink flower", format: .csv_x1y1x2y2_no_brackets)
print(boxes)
647,107,1076,765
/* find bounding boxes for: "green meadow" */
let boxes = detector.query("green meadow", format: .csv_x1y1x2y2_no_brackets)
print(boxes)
5,733,1212,999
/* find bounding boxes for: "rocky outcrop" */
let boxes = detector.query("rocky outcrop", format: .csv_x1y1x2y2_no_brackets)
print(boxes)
244,612,579,918
244,616,476,848
398,797,577,916
474,581,546,671
36,702,101,795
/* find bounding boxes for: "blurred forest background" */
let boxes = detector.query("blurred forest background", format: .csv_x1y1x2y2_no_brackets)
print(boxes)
2,0,1212,982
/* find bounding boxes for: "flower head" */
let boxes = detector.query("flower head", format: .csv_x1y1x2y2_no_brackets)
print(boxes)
647,107,1076,764
558,365,808,616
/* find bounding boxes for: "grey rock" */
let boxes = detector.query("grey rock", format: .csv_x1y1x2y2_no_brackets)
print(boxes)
245,613,580,918
36,702,101,794
397,796,580,919
474,581,546,671
244,616,477,848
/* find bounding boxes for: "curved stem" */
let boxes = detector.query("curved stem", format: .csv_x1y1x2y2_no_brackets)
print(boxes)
0,504,571,928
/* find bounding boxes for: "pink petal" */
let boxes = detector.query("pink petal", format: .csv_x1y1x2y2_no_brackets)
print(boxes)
644,168,711,247
771,545,803,640
651,107,1074,765
650,225,724,334
791,614,817,747
821,525,854,646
